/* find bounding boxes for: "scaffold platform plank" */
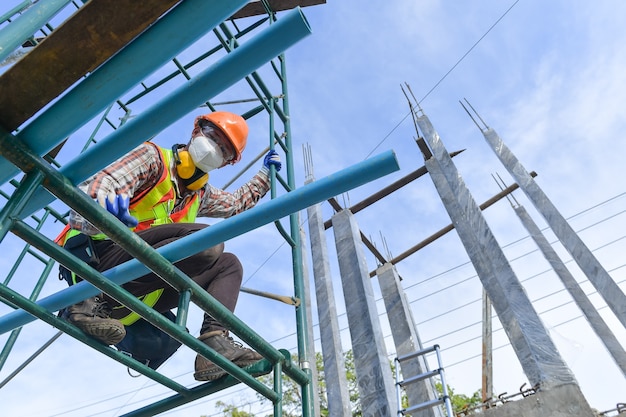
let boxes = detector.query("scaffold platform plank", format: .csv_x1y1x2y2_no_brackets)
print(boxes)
232,0,326,19
0,0,180,131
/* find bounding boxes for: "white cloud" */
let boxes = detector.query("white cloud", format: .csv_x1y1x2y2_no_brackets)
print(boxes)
2,0,626,415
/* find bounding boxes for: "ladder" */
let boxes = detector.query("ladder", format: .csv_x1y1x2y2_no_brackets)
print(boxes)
395,344,454,416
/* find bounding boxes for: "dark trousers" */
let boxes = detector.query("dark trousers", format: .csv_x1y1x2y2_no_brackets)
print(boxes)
93,223,242,334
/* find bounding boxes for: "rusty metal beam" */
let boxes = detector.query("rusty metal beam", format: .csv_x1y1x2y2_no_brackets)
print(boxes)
368,171,538,276
323,158,536,278
0,0,181,131
322,150,464,272
323,149,464,230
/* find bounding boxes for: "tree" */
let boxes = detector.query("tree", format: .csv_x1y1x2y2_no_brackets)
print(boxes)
435,382,482,416
209,400,256,417
255,350,361,416
213,350,481,416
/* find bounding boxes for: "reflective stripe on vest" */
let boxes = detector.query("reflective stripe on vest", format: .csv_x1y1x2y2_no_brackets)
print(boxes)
55,144,203,326
55,224,72,246
117,289,164,326
62,228,83,285
116,146,201,325
129,146,200,231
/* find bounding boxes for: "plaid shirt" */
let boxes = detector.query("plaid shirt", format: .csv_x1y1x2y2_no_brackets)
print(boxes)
70,142,271,234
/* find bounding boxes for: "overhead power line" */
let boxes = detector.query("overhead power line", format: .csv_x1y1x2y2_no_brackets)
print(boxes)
365,0,521,159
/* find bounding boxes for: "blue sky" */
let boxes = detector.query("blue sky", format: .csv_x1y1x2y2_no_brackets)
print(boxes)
1,1,626,416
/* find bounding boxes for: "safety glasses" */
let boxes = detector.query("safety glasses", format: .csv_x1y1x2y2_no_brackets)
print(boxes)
199,121,236,163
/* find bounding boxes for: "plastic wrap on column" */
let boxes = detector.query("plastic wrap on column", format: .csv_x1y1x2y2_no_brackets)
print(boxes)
513,205,626,378
298,222,321,417
377,263,442,417
306,201,352,417
482,127,626,329
417,114,576,389
333,209,398,417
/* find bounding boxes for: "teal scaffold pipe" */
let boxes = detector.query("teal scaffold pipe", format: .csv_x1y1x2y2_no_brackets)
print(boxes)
0,148,400,336
16,7,312,220
0,0,71,64
0,0,252,186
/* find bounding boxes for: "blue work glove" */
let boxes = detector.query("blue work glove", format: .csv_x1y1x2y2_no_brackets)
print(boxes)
100,192,138,227
263,149,282,172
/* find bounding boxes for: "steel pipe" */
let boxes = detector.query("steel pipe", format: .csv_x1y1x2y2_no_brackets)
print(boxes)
0,149,400,335
0,0,252,185
0,0,71,64
17,7,312,219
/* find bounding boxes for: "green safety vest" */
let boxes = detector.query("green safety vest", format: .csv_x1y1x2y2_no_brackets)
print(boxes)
58,144,203,325
130,146,201,231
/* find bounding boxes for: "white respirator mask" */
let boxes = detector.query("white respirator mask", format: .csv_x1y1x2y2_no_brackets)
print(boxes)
188,135,225,173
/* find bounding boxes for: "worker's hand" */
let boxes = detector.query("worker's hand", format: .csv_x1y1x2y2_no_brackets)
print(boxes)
263,149,282,172
98,191,138,227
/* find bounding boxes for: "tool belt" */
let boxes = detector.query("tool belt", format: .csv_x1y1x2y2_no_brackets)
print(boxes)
58,233,100,286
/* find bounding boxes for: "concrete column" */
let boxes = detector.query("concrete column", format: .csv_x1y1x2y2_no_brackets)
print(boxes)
299,221,321,417
513,204,626,377
306,202,352,417
482,289,493,402
481,127,626,330
377,262,443,417
333,209,398,417
417,113,577,390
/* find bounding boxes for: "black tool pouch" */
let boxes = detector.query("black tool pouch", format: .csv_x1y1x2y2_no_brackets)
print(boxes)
58,233,100,286
115,310,185,372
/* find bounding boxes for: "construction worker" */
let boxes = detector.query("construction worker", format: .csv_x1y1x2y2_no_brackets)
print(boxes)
56,111,281,381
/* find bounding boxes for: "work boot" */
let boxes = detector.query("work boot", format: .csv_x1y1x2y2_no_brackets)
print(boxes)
194,330,263,381
64,296,126,345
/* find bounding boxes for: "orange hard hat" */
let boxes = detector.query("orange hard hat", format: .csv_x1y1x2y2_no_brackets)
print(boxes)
193,111,248,163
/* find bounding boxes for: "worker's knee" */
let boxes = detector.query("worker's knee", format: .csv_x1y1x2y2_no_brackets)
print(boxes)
218,252,243,280
197,242,224,267
219,252,242,270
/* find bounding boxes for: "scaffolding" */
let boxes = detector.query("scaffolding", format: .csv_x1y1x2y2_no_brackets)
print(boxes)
0,1,395,416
